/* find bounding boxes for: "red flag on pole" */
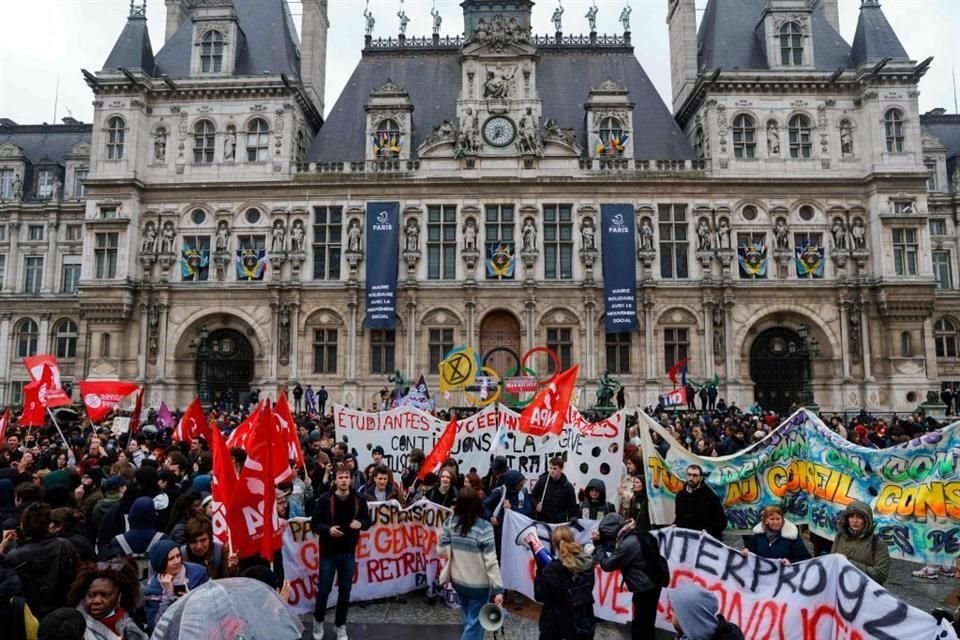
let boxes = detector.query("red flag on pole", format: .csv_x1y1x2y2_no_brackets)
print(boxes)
78,380,140,423
0,408,10,442
173,398,209,442
129,388,144,435
226,400,261,449
210,419,237,545
230,403,280,561
23,355,71,407
19,383,47,427
418,416,459,481
518,364,580,437
667,357,690,387
273,392,304,478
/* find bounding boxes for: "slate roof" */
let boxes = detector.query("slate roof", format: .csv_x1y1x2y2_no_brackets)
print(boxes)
0,123,92,199
850,0,909,67
698,0,853,72
102,15,156,74
119,0,301,78
308,48,694,162
921,113,960,187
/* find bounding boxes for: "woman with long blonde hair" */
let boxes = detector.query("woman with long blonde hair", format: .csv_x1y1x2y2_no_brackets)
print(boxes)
533,525,596,640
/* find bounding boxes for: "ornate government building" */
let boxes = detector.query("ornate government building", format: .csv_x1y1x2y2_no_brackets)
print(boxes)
1,0,959,414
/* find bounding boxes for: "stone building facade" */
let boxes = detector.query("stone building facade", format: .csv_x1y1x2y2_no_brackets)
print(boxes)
2,0,960,414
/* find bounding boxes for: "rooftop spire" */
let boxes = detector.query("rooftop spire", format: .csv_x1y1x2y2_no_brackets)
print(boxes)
850,0,908,67
129,0,147,19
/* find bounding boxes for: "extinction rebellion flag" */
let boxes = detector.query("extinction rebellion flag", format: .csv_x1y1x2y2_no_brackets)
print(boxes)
365,202,400,329
601,204,638,333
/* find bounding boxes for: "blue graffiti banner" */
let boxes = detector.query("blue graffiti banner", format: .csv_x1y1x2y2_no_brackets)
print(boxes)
600,204,638,333
365,202,400,329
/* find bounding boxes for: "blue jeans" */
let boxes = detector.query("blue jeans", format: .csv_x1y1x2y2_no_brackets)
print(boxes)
315,551,356,627
454,588,489,640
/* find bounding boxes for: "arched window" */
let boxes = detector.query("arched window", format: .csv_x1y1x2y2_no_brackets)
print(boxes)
779,22,803,65
15,319,38,358
694,126,705,158
246,118,270,162
598,117,625,156
106,117,125,160
373,119,401,159
54,320,78,359
900,331,913,357
193,120,216,164
788,114,812,159
935,318,958,358
200,30,224,73
884,109,904,153
732,115,756,159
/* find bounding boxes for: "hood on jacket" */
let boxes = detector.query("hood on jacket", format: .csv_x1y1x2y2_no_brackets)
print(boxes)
597,512,625,542
585,478,607,504
128,496,157,530
837,500,874,537
565,547,595,575
751,517,799,540
503,470,526,492
670,583,720,640
149,539,179,574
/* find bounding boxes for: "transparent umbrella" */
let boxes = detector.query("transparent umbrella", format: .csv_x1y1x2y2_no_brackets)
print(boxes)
151,577,304,640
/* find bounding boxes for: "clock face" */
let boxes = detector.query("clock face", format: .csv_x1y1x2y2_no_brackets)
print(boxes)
482,116,517,147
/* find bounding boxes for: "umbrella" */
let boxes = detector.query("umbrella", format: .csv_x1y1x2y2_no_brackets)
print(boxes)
151,577,303,640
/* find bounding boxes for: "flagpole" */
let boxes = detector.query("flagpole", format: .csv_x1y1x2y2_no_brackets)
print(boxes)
46,407,75,465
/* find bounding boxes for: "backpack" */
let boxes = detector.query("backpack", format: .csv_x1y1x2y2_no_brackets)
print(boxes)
114,530,166,606
566,572,596,636
637,530,670,589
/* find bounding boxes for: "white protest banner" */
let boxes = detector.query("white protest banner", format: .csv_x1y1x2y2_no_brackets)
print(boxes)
281,499,451,615
501,511,959,639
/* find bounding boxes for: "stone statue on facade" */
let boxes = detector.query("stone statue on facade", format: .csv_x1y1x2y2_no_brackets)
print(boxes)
767,121,780,155
586,2,598,31
347,220,363,253
522,218,537,251
463,219,477,251
215,221,229,252
774,218,790,250
551,2,564,32
154,128,167,163
423,120,456,148
543,119,580,151
716,218,731,250
851,218,866,250
483,65,515,99
840,121,853,157
271,221,286,253
431,6,442,35
159,222,176,254
619,3,632,31
142,222,158,254
581,219,596,250
831,218,848,250
713,306,725,360
397,7,409,36
278,306,291,361
455,108,481,156
51,175,62,201
516,109,541,155
697,217,712,251
224,128,237,161
290,220,305,252
11,173,22,200
639,218,654,251
404,218,420,252
363,4,375,36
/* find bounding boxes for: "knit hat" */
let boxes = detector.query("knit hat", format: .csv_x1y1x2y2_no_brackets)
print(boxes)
83,467,104,487
492,456,508,473
42,469,74,493
37,607,87,640
503,470,525,491
102,475,129,492
669,583,720,640
149,539,180,574
191,474,212,494
371,445,385,456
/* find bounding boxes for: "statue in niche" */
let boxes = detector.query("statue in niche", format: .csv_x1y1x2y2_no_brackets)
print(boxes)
619,3,632,31
831,218,848,249
278,307,290,361
154,128,167,163
51,175,62,201
12,173,22,200
404,218,419,252
851,218,866,250
697,218,712,251
347,220,362,253
840,121,854,156
224,127,237,161
767,121,780,155
271,221,286,253
774,218,790,250
483,65,515,99
581,219,596,250
713,306,725,359
290,220,305,252
159,222,176,254
716,218,731,250
463,219,477,251
586,2,598,31
431,6,442,35
639,218,654,251
551,3,564,32
142,222,158,253
522,218,537,251
215,221,229,252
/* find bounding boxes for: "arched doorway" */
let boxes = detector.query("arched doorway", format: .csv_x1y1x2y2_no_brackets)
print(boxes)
479,311,521,379
195,328,254,406
750,327,807,414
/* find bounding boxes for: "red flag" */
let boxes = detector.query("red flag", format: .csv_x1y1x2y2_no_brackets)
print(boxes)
230,404,281,561
78,380,140,423
210,419,237,545
129,389,144,435
22,355,71,407
667,357,689,387
518,364,580,437
418,416,458,481
19,383,47,427
173,398,209,442
0,408,10,442
226,400,261,449
273,392,304,477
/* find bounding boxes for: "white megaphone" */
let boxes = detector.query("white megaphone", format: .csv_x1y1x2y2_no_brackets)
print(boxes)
478,603,504,632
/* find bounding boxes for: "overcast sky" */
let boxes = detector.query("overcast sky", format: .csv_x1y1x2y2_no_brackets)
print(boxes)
0,0,957,125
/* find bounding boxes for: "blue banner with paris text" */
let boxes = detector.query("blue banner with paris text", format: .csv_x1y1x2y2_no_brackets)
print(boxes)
601,204,638,333
365,202,400,329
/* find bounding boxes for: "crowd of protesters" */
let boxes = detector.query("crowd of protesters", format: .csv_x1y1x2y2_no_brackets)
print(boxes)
0,389,957,640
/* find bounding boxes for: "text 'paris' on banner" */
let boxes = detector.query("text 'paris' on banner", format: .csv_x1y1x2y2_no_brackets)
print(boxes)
600,204,638,333
365,202,400,329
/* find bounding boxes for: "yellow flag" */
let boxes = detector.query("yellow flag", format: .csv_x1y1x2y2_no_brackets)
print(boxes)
439,348,478,393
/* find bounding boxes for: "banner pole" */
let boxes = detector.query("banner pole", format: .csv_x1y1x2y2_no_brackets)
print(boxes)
46,407,75,465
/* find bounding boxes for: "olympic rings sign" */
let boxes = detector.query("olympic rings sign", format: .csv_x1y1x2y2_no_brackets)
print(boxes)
453,346,561,408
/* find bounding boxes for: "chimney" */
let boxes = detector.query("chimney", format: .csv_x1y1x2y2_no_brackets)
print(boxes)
667,0,698,113
300,0,329,116
164,0,192,43
813,0,840,32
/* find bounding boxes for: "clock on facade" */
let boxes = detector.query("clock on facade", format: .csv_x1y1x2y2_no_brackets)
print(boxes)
482,116,517,147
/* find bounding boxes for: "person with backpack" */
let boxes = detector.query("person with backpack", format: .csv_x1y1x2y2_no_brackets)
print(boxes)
533,525,596,640
830,500,889,585
593,513,669,640
0,556,39,640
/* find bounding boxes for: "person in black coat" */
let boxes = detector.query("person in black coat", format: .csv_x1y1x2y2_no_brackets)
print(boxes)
532,457,578,524
578,479,615,521
534,525,596,640
673,464,727,541
741,505,810,564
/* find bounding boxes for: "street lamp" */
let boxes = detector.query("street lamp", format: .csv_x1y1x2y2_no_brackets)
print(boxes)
189,324,211,407
797,323,820,413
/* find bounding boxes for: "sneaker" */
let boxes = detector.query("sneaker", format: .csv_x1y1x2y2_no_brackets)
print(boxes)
939,566,956,577
312,619,325,640
335,625,348,640
912,566,939,580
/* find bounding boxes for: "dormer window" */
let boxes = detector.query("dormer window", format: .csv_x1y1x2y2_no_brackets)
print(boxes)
246,119,270,162
37,170,54,198
373,119,401,159
201,30,224,73
106,116,125,160
598,117,625,156
732,115,756,159
779,23,803,66
193,120,216,164
884,108,905,152
788,115,812,158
